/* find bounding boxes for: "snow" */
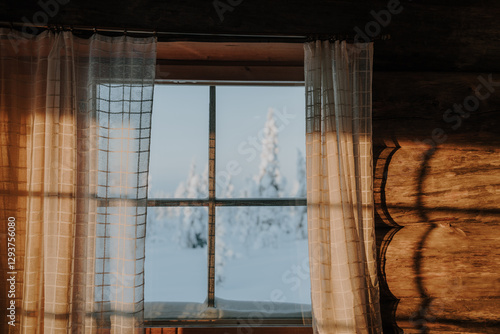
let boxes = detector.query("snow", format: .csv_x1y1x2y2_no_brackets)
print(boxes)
215,238,311,304
145,238,311,303
145,236,311,319
145,240,207,303
145,298,311,320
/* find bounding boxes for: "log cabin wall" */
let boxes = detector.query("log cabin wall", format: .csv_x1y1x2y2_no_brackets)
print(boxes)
372,72,500,333
1,0,499,333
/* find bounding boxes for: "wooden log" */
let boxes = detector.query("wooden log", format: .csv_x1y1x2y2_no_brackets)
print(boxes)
372,72,500,150
374,145,500,332
382,223,500,333
376,147,500,226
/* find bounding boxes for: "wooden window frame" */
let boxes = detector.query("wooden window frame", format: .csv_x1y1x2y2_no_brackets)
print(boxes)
155,41,304,83
143,41,311,331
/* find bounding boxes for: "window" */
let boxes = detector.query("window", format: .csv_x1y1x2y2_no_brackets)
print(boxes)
144,83,311,326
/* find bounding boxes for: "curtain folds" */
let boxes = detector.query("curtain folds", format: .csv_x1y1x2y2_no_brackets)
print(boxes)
0,29,156,333
304,40,382,334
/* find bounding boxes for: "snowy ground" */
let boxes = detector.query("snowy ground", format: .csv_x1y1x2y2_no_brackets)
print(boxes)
145,237,311,306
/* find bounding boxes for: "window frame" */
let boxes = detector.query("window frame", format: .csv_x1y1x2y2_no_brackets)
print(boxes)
143,83,310,327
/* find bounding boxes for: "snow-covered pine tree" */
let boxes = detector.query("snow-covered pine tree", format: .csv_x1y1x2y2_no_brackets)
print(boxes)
171,180,187,246
292,149,307,239
235,177,257,248
256,108,282,197
146,171,173,243
252,108,287,248
146,175,175,244
215,173,235,284
146,193,169,244
200,164,209,198
179,161,208,248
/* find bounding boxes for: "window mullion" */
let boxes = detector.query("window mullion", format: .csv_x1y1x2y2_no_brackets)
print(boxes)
207,86,216,307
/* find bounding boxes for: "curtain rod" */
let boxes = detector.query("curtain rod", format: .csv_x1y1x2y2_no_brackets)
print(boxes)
0,21,390,43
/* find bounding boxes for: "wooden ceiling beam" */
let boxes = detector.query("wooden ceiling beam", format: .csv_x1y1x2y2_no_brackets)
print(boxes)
2,0,500,71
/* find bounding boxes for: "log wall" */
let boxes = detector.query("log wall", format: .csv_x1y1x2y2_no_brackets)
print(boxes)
373,72,500,333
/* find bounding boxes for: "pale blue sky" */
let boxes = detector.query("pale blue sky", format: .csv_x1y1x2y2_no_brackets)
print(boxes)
148,85,305,198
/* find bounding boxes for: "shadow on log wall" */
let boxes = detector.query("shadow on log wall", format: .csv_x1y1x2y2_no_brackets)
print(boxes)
373,72,500,333
373,142,404,333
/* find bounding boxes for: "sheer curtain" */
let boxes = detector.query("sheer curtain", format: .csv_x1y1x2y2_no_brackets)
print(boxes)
0,29,156,333
304,40,382,334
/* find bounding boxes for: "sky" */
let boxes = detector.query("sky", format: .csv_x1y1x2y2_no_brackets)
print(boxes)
148,84,306,198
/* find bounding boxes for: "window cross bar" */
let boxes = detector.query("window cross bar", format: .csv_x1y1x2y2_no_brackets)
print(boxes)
207,86,216,307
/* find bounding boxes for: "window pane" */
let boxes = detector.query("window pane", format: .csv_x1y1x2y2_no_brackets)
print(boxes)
215,206,310,310
149,85,209,199
216,86,305,198
145,207,208,303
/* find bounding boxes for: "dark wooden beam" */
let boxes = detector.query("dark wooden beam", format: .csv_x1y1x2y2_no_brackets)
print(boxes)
372,71,500,150
2,0,500,72
155,41,304,82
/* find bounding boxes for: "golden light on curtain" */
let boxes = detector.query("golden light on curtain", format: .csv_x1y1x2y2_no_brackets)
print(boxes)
0,29,156,333
304,40,382,334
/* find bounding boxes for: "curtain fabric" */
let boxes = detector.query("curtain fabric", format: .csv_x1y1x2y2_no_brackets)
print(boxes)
0,29,156,333
304,40,382,334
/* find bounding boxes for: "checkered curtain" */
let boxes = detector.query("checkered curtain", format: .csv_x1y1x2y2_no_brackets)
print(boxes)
90,34,156,332
304,40,382,334
0,29,156,333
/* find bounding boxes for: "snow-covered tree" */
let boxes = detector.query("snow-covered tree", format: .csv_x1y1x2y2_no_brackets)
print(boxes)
234,177,257,248
179,161,208,248
251,108,287,248
146,173,173,244
168,180,187,245
200,164,209,198
255,108,283,197
215,174,235,284
172,181,187,218
292,149,307,239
